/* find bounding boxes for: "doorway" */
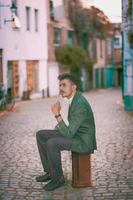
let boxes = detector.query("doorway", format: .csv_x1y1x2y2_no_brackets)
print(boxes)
26,60,38,93
7,61,19,97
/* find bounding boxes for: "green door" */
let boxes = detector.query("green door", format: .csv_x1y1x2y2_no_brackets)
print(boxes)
106,67,114,88
95,68,99,88
101,68,105,88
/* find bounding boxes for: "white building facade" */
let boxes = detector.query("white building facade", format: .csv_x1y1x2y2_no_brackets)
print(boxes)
0,0,48,99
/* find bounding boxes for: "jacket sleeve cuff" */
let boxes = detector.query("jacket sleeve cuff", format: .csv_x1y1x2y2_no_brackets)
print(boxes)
55,120,66,133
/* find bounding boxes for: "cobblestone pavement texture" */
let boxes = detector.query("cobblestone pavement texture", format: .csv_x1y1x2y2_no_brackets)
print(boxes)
0,89,133,200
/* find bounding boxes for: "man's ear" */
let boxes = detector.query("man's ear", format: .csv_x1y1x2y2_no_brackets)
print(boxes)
72,84,77,91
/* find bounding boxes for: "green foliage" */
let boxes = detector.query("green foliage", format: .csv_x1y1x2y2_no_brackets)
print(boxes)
127,0,132,17
126,0,133,47
128,32,133,47
55,45,88,72
67,0,112,44
89,6,112,38
86,58,94,72
0,86,4,100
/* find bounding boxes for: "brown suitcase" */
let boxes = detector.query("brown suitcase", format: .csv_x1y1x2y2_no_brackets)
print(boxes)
72,152,91,187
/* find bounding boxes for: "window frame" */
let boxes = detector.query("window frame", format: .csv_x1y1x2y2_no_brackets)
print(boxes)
54,27,61,46
34,9,39,32
26,6,31,31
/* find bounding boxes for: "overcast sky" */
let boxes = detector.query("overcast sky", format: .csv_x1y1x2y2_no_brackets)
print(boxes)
86,0,122,23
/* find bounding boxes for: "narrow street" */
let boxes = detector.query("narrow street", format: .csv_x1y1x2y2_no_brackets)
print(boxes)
0,89,133,200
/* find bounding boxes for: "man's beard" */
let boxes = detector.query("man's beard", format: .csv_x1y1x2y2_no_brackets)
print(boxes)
60,91,67,97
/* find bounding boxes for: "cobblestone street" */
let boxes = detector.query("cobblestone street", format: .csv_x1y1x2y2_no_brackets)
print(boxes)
0,89,133,200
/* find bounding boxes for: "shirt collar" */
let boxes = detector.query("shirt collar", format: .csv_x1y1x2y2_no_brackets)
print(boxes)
68,95,74,105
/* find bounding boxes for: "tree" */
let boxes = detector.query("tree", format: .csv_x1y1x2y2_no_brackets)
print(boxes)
67,0,112,44
55,45,95,91
89,6,112,38
67,0,91,45
126,0,133,48
66,0,112,90
55,45,87,73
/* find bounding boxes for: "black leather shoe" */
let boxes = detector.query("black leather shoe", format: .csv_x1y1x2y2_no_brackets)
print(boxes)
43,178,66,191
36,173,51,182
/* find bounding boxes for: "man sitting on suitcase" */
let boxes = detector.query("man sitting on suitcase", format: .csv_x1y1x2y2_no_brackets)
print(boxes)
36,73,97,191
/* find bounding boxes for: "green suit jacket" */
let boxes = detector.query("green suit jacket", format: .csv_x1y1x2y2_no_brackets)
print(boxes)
56,91,97,154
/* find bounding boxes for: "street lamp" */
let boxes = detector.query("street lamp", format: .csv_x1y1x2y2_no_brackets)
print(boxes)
10,1,17,15
0,1,21,28
4,1,17,24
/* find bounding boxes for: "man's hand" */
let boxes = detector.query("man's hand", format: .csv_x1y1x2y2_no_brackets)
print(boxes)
51,101,61,115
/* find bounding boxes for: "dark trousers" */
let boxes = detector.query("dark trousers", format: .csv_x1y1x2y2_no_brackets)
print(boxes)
36,130,73,181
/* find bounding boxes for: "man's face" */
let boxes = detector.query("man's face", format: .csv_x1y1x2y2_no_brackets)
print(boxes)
59,79,76,98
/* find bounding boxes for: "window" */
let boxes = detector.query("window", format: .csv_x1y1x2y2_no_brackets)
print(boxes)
114,37,120,46
50,0,54,20
107,39,112,55
100,40,103,58
93,39,97,60
114,36,121,48
26,7,31,31
67,30,74,45
54,28,61,46
82,32,88,52
34,9,39,32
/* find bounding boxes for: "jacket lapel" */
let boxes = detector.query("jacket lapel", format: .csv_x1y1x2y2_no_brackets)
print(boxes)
68,91,80,120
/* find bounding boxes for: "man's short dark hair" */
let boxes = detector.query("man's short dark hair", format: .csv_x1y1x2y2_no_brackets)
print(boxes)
58,73,79,86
